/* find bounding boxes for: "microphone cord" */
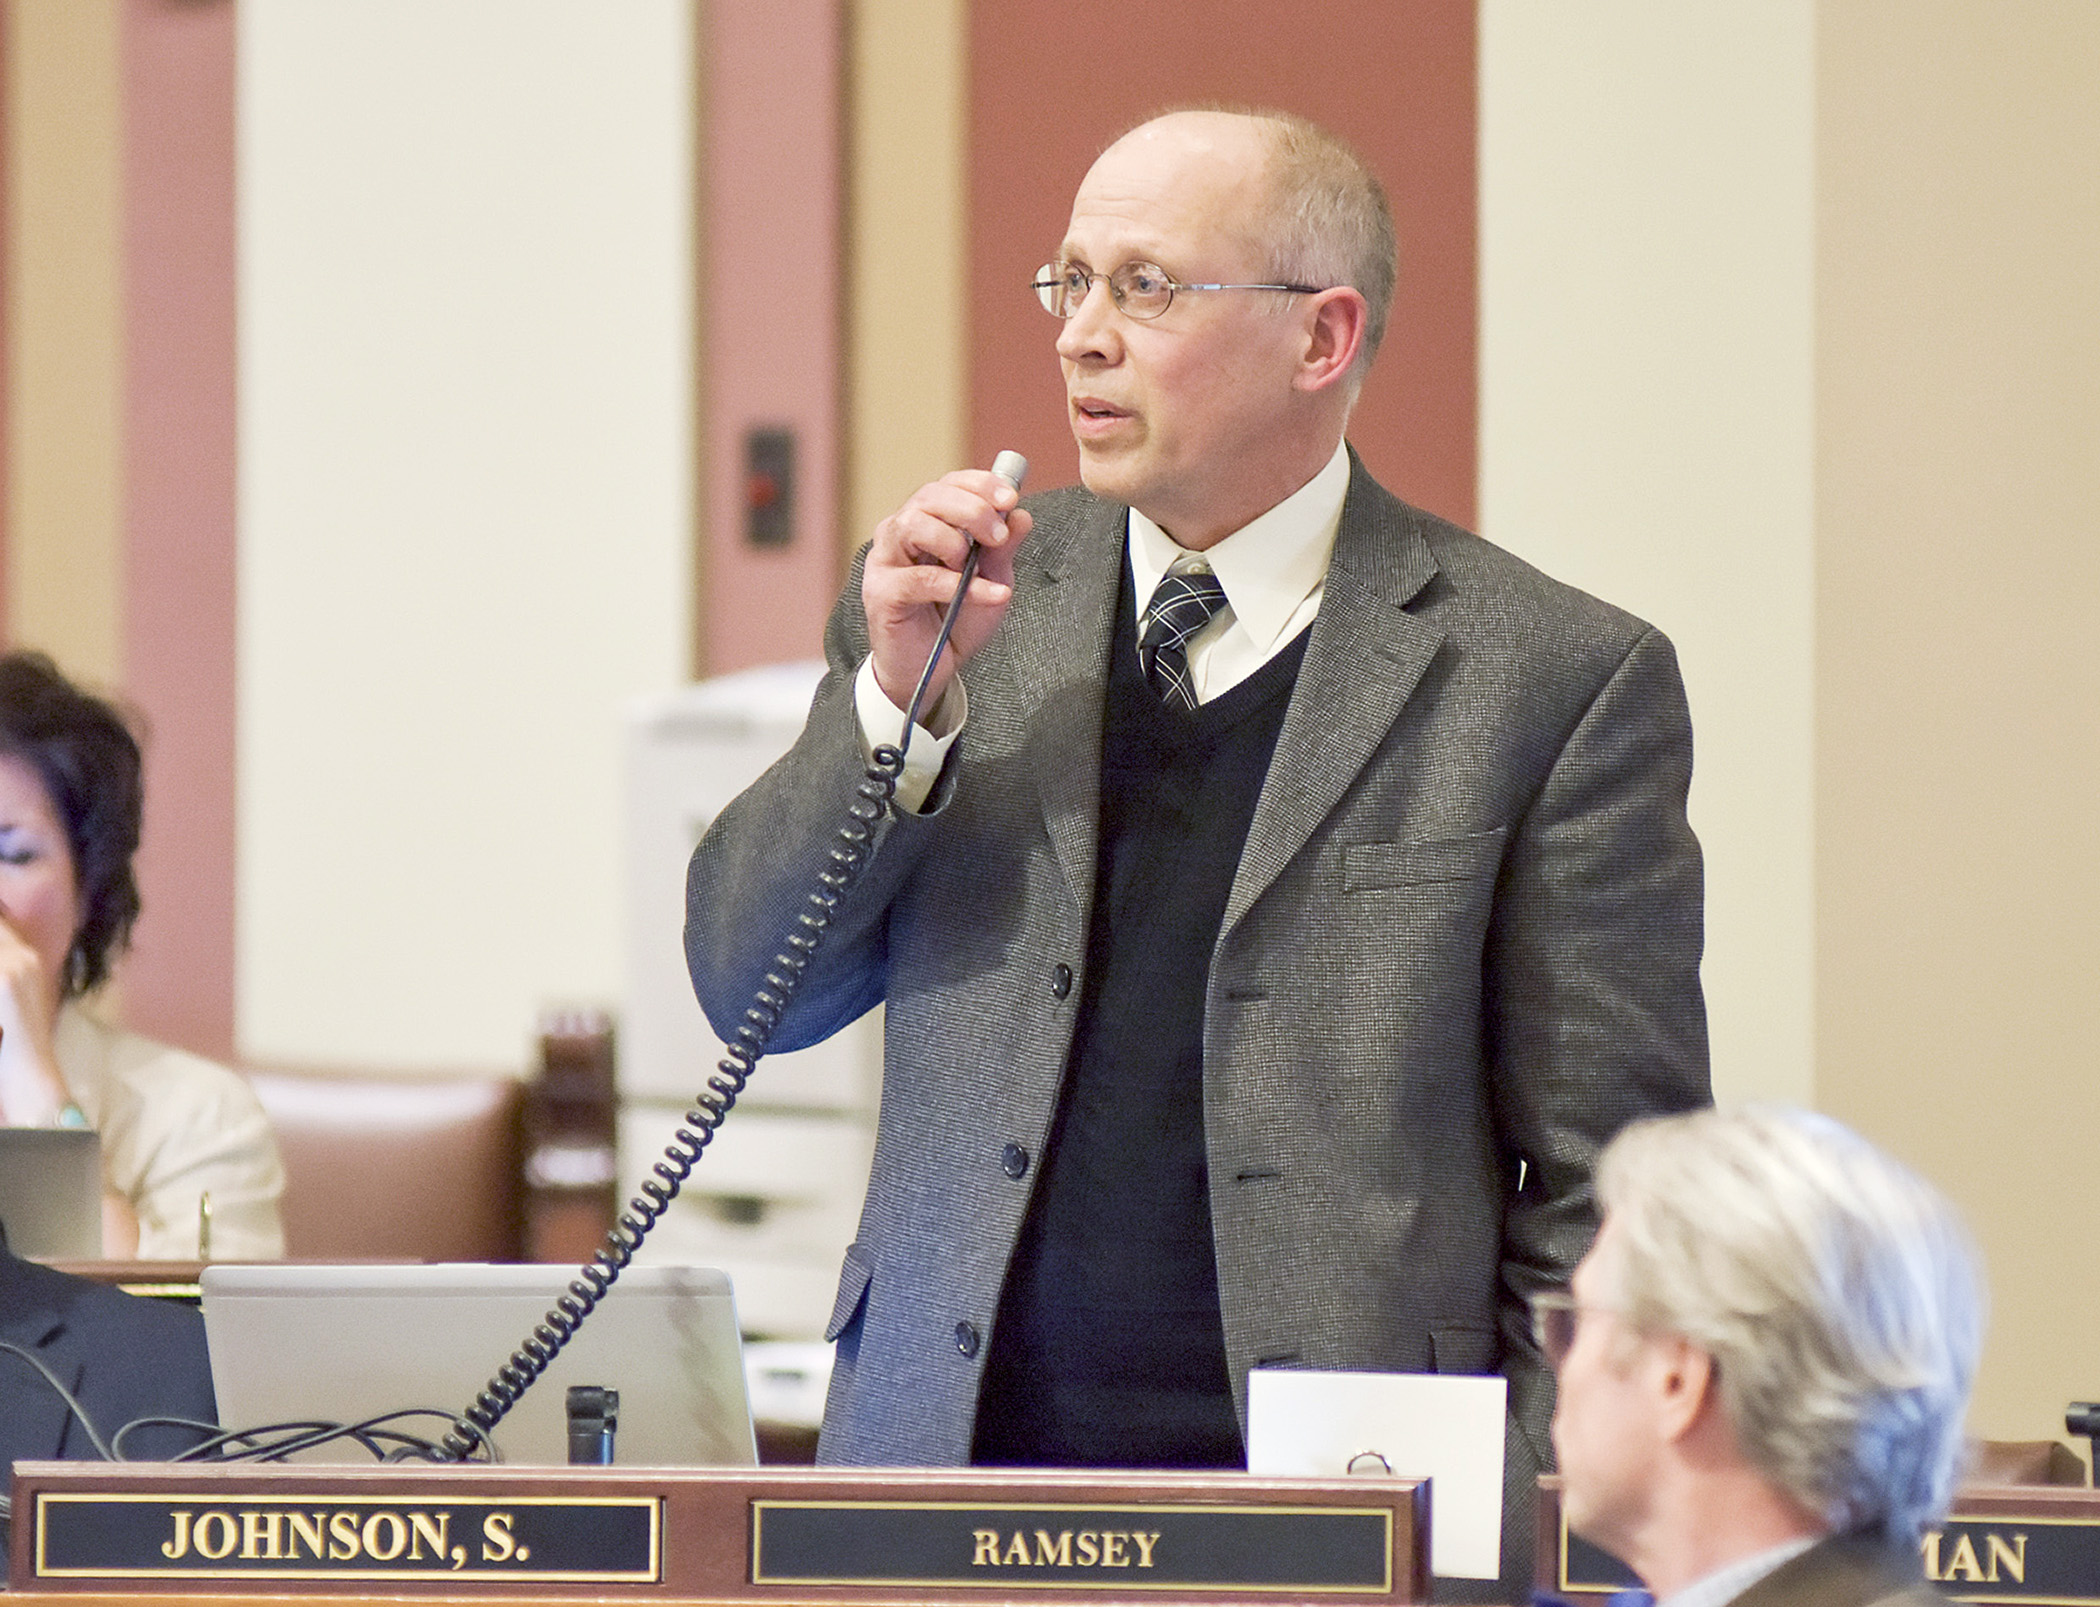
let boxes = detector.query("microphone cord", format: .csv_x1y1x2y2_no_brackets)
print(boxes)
439,462,1018,1460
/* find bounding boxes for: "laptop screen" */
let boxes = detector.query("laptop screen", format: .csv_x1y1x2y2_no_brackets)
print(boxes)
200,1262,756,1467
0,1128,102,1259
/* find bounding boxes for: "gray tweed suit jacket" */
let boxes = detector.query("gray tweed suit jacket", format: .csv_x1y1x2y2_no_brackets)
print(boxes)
686,454,1708,1587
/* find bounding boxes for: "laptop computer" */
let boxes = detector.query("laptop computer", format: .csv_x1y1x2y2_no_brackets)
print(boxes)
0,1128,102,1259
200,1262,757,1466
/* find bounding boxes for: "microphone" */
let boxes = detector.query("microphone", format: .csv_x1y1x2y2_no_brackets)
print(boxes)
959,449,1028,620
991,449,1030,495
899,452,1028,735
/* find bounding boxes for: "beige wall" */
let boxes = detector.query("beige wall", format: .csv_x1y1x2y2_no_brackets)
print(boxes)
4,0,123,679
845,0,966,555
236,0,696,1069
1479,0,1819,1108
1486,0,2100,1453
1816,0,2100,1455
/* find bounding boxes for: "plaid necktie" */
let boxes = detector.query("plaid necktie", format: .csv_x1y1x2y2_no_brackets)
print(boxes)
1138,568,1229,711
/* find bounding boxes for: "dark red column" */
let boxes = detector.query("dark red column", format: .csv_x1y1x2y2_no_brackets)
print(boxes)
120,0,238,1058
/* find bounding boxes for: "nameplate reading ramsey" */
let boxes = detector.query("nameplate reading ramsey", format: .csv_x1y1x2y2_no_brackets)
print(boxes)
33,1493,660,1584
750,1500,1392,1593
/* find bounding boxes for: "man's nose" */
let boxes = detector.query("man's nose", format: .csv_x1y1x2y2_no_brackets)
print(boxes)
1056,279,1118,361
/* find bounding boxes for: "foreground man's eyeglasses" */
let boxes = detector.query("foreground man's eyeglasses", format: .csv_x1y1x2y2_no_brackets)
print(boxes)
1530,1289,1583,1368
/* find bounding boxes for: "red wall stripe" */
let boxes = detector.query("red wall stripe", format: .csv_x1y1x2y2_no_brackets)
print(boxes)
0,6,10,637
119,0,237,1059
700,0,844,674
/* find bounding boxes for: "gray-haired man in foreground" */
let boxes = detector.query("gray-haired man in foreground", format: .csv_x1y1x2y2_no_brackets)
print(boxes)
1541,1106,1983,1606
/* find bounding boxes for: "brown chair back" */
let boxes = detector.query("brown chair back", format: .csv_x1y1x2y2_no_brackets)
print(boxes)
248,1068,525,1262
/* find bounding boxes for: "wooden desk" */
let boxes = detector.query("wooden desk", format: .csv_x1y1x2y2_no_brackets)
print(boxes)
39,1260,206,1300
35,1261,425,1302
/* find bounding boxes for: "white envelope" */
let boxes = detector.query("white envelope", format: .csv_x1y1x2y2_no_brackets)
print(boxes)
1246,1369,1507,1580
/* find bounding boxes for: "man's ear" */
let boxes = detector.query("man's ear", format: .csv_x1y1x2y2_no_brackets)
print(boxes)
1295,287,1369,394
1653,1336,1717,1445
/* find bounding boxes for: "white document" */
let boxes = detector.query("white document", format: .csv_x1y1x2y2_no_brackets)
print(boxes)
1246,1369,1507,1580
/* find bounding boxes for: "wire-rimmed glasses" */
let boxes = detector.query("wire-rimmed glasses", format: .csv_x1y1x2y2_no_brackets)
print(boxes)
1530,1288,1593,1369
1033,260,1328,320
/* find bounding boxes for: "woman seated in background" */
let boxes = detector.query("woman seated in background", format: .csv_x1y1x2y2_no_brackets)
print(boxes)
0,651,283,1259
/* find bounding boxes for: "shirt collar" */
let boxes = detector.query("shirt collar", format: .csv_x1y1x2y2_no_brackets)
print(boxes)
1656,1534,1822,1607
1127,438,1350,652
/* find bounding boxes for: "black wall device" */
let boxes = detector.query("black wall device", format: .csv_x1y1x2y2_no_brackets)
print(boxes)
745,426,795,548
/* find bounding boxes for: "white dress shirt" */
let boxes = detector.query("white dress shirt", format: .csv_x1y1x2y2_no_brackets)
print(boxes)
860,439,1351,813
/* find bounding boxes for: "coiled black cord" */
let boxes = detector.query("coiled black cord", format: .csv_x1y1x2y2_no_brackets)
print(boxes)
438,542,985,1461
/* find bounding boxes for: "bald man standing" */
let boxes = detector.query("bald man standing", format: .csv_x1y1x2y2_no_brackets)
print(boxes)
688,108,1709,1598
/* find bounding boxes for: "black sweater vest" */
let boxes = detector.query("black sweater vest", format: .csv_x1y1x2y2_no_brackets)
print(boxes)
972,565,1309,1467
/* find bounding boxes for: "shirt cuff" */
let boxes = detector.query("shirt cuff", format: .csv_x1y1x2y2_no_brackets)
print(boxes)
853,656,966,814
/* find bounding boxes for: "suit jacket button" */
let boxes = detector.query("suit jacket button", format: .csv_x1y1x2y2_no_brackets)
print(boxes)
1050,964,1073,999
1001,1142,1030,1179
954,1321,981,1359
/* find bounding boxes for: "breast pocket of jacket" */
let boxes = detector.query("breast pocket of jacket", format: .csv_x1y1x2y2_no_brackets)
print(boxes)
1342,827,1507,893
825,1241,874,1342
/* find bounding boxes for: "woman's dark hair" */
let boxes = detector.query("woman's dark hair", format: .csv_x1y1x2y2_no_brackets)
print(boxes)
0,651,144,997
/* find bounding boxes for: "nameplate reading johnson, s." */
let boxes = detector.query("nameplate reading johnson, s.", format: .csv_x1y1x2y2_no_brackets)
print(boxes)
32,1493,660,1584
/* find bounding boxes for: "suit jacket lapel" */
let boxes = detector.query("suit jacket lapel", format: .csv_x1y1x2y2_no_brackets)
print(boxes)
1222,460,1444,939
1012,495,1124,914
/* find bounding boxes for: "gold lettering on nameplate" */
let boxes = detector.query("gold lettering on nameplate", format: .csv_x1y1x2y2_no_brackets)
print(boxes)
194,1512,235,1560
482,1511,524,1562
968,1529,1162,1569
286,1511,325,1558
1920,1529,2027,1586
41,1494,655,1584
160,1508,470,1570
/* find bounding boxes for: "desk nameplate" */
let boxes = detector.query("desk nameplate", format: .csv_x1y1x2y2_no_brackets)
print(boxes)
751,1498,1392,1593
34,1491,658,1584
11,1463,1428,1603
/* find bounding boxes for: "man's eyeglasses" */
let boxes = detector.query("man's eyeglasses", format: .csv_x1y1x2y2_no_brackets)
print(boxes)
1529,1288,1607,1369
1033,260,1329,321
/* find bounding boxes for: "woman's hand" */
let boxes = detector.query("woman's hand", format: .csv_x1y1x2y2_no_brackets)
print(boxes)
0,910,69,1125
